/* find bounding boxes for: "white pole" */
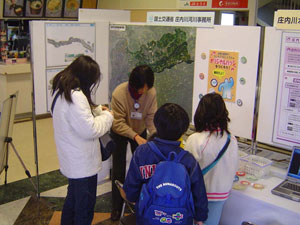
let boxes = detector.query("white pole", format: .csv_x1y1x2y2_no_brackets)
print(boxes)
29,22,40,198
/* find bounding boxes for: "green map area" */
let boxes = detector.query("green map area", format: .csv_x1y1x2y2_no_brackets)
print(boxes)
109,25,196,118
128,29,193,73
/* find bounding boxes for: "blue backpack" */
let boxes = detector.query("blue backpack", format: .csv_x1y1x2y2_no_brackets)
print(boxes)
138,141,195,225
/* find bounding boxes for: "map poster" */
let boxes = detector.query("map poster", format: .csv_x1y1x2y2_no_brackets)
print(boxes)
208,50,238,102
273,32,300,145
109,25,196,118
45,22,95,68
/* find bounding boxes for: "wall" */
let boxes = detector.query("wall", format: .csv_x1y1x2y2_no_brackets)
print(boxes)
0,0,258,23
0,64,32,116
99,0,176,10
98,0,258,25
0,0,3,19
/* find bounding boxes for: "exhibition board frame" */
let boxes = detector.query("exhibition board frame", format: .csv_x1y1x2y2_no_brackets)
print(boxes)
30,20,110,115
29,21,300,199
193,25,261,140
28,20,300,199
29,10,131,197
257,27,300,150
31,22,296,147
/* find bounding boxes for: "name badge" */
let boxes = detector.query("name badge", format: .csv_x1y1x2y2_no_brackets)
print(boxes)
131,111,142,120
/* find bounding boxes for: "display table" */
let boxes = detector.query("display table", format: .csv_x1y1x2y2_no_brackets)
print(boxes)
0,63,32,116
220,167,300,225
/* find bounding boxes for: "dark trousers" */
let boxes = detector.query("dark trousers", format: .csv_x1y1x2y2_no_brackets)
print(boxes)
111,129,147,212
61,174,97,225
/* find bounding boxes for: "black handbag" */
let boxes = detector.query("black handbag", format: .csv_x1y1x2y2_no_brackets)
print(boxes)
99,132,115,161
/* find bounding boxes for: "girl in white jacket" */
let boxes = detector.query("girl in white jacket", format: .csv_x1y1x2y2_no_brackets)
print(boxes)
51,55,113,225
185,93,239,225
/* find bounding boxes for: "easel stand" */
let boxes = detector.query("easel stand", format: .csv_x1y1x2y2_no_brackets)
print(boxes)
4,136,37,191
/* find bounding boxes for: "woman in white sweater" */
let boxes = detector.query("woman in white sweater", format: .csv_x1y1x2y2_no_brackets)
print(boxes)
51,55,113,225
185,93,238,225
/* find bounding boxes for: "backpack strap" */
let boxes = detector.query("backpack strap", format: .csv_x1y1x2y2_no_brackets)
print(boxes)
174,150,187,163
148,141,187,162
51,91,60,114
202,133,231,175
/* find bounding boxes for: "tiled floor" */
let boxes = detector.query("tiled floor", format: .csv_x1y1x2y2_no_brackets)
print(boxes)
0,118,59,185
0,181,115,225
0,118,117,225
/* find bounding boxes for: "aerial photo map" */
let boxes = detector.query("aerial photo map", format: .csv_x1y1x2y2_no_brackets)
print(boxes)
109,25,196,118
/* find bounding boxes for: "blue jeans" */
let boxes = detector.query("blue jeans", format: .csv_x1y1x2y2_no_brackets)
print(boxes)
61,174,97,225
204,201,226,225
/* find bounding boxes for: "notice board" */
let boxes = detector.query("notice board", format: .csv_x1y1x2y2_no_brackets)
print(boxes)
192,25,261,139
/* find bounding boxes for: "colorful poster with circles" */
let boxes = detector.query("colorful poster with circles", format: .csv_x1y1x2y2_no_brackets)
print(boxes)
208,50,238,102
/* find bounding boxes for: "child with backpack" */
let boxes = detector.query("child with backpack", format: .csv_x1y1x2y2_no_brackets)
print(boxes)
185,93,239,225
123,103,208,225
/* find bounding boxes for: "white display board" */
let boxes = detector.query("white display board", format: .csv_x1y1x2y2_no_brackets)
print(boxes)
273,32,300,146
257,27,300,149
45,23,96,67
46,68,64,112
78,9,130,22
30,21,110,115
192,25,261,139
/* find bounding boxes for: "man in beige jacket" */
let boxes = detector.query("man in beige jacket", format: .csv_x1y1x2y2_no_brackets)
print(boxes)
110,65,157,221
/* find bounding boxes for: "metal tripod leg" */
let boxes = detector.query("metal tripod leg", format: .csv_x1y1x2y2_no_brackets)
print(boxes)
4,142,9,185
8,141,37,191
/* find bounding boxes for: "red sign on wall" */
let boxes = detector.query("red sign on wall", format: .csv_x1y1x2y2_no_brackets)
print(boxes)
212,0,248,8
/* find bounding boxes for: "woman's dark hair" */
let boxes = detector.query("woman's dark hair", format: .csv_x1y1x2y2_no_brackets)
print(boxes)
129,65,154,91
52,55,101,106
194,93,230,136
154,103,189,141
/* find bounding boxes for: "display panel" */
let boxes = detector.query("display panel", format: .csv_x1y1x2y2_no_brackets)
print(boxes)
109,24,196,118
288,147,300,179
192,25,261,139
31,21,110,115
273,32,300,146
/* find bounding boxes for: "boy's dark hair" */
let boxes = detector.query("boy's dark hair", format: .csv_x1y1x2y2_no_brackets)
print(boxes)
129,65,154,91
154,103,189,141
194,92,230,136
52,55,100,107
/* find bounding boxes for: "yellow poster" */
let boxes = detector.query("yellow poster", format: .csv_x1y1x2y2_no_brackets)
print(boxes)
208,50,238,102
